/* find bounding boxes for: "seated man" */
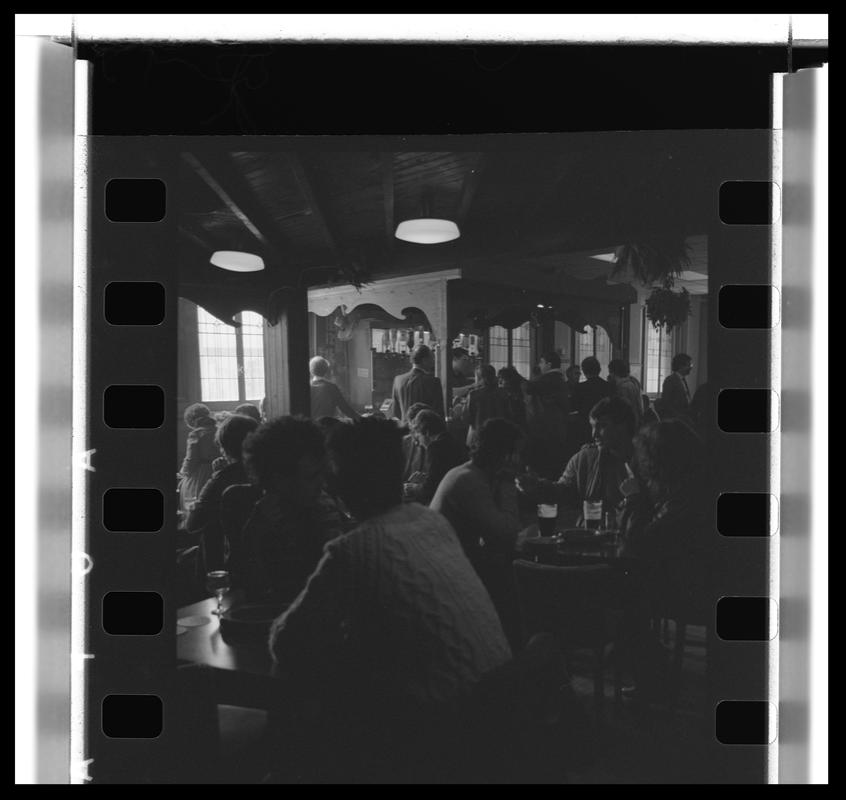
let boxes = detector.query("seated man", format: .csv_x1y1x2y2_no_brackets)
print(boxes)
268,417,511,782
404,409,466,504
517,396,637,528
430,418,525,646
236,416,345,603
617,419,713,699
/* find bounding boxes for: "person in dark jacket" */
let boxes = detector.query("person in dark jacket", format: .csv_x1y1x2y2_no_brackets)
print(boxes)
574,356,611,419
617,419,712,699
660,353,694,419
462,364,510,449
497,366,527,431
185,413,260,571
235,416,345,602
391,345,445,422
404,410,466,504
523,351,570,479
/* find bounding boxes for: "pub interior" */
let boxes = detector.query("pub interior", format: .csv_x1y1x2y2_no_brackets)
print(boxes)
173,136,720,784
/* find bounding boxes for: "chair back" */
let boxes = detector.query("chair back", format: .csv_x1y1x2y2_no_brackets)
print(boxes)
513,559,620,649
452,632,579,783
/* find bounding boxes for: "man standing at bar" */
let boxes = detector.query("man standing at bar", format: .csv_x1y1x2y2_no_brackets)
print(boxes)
661,353,694,419
523,351,570,479
391,344,445,422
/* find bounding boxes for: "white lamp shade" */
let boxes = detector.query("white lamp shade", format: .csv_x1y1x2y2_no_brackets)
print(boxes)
395,218,460,244
209,250,265,272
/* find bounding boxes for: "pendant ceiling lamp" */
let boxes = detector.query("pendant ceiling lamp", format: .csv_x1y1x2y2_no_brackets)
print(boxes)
395,188,460,244
210,250,265,272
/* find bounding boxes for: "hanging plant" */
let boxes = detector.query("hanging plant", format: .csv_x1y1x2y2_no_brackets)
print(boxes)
645,285,692,332
611,239,692,287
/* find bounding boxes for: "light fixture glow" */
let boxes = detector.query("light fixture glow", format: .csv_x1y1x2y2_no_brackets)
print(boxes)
395,218,460,245
590,252,617,263
210,250,265,272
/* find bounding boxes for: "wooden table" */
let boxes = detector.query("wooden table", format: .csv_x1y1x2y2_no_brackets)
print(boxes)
516,524,635,568
177,595,288,710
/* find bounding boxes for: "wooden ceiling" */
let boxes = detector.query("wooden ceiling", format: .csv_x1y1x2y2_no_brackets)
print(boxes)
177,133,721,322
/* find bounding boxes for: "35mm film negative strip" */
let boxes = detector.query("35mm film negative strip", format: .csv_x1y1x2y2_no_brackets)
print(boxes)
56,37,827,784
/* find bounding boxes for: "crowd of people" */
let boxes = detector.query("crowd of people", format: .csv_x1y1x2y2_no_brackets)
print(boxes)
176,342,713,782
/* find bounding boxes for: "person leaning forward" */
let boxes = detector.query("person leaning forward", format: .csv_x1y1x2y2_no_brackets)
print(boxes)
391,344,445,422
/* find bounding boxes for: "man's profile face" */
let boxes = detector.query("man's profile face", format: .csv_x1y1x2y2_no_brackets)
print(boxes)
590,414,628,452
679,359,693,376
539,358,550,374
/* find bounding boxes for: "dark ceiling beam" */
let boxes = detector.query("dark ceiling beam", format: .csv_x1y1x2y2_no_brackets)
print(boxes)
180,152,293,262
381,152,395,243
178,224,214,254
455,154,487,227
287,154,343,258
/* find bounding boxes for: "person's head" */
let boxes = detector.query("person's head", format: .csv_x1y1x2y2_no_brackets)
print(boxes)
672,353,693,376
581,356,601,378
475,363,497,388
565,364,582,385
411,409,447,448
325,417,405,520
309,355,331,379
538,351,561,373
607,359,630,379
451,347,472,377
215,413,260,462
471,418,524,474
243,416,327,506
497,366,523,392
633,419,705,501
411,344,434,372
406,402,432,427
589,396,637,453
184,402,213,429
233,403,262,423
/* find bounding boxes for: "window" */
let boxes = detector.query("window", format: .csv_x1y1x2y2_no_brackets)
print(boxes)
574,325,612,369
643,315,674,394
198,307,266,402
487,326,509,372
486,322,532,378
510,323,531,378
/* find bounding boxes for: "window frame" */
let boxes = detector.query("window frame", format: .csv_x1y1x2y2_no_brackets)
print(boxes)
197,307,266,404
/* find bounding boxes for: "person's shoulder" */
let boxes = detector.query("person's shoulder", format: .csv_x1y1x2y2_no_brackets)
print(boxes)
222,482,260,504
575,442,598,459
438,460,472,485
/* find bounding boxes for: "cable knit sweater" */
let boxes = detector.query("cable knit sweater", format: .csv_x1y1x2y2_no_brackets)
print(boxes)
269,502,511,708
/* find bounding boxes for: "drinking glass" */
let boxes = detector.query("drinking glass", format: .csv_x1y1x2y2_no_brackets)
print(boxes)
583,501,603,531
205,570,231,617
537,503,558,537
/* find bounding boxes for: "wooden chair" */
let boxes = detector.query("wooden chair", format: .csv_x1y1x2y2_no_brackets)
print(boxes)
450,632,587,783
650,599,711,712
158,664,270,784
513,560,624,712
